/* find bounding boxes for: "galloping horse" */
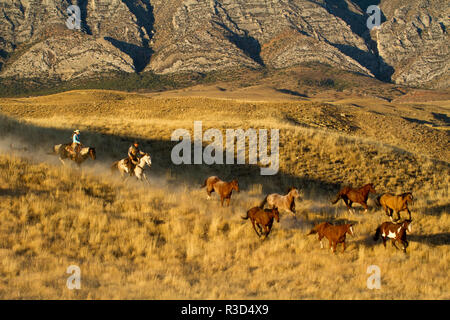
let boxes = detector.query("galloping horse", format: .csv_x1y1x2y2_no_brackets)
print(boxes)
201,176,239,207
53,143,96,167
242,207,280,239
376,192,413,221
307,222,355,253
111,153,152,183
331,183,376,213
373,220,412,253
259,187,300,216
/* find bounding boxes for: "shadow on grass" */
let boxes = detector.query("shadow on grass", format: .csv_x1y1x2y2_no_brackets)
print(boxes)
0,114,341,201
0,187,28,197
409,233,450,246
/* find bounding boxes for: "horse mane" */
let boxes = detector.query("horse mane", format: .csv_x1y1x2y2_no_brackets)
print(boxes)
399,192,412,198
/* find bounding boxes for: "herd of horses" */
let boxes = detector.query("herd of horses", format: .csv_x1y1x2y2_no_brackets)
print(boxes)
203,177,414,253
50,142,414,254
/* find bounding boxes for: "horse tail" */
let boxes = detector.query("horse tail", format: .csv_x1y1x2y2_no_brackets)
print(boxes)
241,209,250,220
110,161,118,172
331,192,341,204
200,178,208,189
373,226,381,241
259,195,268,208
307,225,318,236
375,194,382,207
47,146,56,155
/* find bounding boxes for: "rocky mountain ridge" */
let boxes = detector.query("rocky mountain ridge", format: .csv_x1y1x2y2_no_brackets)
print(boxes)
0,0,448,88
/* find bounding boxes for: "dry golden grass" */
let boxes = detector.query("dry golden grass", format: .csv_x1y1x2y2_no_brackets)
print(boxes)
0,89,448,299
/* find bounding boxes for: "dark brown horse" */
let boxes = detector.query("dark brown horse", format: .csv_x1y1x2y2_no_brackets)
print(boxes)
53,143,96,167
201,176,239,206
376,192,413,221
374,220,412,253
242,207,280,239
331,183,376,213
307,222,355,253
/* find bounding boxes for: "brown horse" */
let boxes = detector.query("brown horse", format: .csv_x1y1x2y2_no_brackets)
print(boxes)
331,183,376,213
242,207,280,239
376,192,413,221
259,187,300,216
307,222,355,253
53,143,96,167
374,220,412,253
201,176,239,206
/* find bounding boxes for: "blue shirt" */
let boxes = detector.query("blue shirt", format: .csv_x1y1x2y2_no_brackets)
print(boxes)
73,134,81,144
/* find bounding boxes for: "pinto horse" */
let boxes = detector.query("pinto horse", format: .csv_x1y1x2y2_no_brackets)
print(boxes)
201,176,239,207
111,153,152,183
376,192,413,221
53,143,96,167
307,222,355,253
259,187,300,216
331,183,376,213
242,207,280,239
373,220,412,253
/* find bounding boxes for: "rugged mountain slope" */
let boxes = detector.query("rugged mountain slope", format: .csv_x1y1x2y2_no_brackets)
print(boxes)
0,0,448,88
376,0,449,89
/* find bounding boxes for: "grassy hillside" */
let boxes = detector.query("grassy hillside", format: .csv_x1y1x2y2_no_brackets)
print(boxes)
0,89,448,299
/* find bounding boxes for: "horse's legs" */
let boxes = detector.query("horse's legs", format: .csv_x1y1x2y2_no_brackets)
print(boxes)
382,238,387,248
318,234,324,248
362,202,368,213
226,197,231,207
251,220,261,237
402,240,409,253
143,173,150,185
59,157,66,166
332,242,337,253
384,205,390,217
264,225,272,239
342,241,346,252
348,201,356,214
220,196,224,207
406,208,412,220
257,223,264,235
392,240,399,250
344,198,354,213
207,186,214,200
343,197,349,209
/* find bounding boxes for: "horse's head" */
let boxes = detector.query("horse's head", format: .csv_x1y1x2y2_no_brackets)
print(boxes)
366,183,376,193
231,179,240,193
89,147,96,160
403,219,412,233
289,187,300,198
141,153,152,167
404,192,413,203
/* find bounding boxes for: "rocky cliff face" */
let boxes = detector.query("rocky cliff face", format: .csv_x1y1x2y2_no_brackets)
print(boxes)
0,0,448,89
376,1,449,89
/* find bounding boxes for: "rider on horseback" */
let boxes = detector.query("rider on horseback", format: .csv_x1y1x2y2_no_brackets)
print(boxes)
71,129,82,159
126,141,145,175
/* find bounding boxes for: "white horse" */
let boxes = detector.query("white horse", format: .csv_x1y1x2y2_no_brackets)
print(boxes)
111,153,152,183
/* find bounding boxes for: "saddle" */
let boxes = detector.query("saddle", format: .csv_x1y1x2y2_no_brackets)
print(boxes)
64,143,81,160
124,156,140,175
